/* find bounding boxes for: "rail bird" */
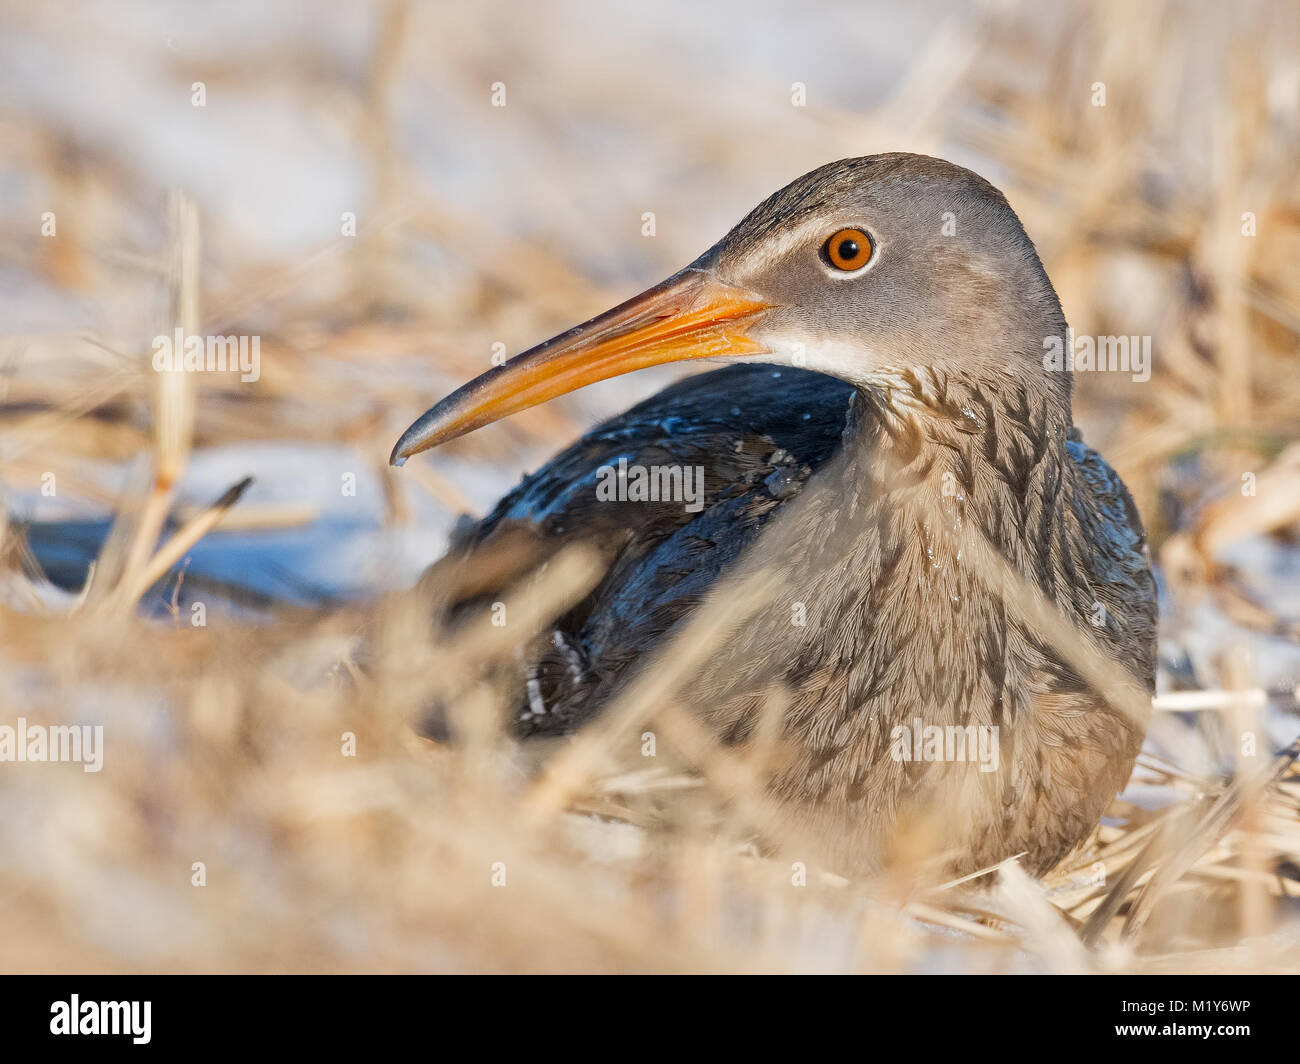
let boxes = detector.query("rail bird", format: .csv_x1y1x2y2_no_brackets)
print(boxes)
391,153,1157,876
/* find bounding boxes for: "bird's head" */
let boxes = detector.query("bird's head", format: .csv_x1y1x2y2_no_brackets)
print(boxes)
392,153,1069,465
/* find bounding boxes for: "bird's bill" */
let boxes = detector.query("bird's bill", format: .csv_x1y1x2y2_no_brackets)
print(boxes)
390,269,771,465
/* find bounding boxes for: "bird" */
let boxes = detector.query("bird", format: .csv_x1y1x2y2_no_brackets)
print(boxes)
390,153,1157,878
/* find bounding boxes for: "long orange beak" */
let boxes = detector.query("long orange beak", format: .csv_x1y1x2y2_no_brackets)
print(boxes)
390,268,772,465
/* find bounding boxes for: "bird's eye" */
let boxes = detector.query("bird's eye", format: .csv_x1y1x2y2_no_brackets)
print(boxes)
822,228,873,272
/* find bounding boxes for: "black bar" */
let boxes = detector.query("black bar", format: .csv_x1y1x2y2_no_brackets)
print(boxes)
0,974,1288,1050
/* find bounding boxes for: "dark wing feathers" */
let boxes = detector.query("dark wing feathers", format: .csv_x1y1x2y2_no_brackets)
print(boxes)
428,365,857,732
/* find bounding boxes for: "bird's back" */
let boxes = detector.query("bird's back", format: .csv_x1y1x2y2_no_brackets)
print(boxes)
422,364,856,729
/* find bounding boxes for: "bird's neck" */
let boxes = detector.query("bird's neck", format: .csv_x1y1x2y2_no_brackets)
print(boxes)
848,366,1077,582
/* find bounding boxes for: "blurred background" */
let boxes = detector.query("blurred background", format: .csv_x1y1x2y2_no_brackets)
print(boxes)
1,0,1298,972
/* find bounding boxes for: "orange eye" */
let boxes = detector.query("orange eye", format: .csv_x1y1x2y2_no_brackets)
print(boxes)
822,228,873,271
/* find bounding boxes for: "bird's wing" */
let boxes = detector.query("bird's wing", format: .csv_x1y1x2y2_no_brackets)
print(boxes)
420,364,856,733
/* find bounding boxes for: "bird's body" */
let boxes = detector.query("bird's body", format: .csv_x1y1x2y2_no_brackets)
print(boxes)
395,154,1158,876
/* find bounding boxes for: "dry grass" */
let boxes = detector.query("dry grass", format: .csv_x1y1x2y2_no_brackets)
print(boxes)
0,0,1298,972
